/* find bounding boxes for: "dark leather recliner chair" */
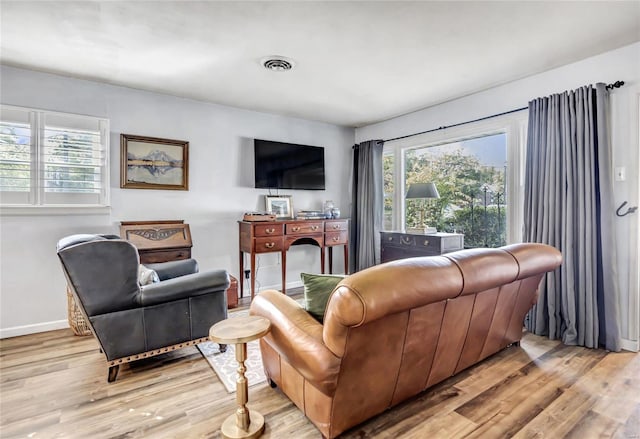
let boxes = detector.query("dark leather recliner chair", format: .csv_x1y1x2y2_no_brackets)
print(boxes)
57,234,229,382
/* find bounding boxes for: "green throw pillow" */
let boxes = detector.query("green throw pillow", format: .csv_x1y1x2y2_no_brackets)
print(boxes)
300,273,345,323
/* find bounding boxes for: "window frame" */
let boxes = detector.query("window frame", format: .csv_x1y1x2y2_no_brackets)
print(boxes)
383,112,528,244
0,104,110,215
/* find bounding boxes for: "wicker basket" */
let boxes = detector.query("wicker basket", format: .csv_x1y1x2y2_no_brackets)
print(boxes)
66,286,92,336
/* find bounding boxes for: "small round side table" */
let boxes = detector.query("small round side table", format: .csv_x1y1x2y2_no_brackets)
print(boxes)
209,315,271,439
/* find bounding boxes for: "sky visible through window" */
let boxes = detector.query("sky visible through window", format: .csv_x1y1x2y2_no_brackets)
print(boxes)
415,133,506,169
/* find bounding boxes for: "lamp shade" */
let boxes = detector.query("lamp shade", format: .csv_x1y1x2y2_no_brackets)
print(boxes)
405,183,440,199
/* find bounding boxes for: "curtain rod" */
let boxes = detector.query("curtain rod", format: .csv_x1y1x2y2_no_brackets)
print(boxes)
383,106,526,143
383,80,625,143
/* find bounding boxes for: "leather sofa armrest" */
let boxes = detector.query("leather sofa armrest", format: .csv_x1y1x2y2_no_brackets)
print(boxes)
250,290,341,396
145,259,199,281
138,269,229,306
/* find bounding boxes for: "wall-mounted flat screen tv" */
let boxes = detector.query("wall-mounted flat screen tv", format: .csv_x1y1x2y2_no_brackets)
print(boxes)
254,139,325,190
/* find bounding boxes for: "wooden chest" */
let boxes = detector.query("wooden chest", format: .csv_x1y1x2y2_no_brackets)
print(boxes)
380,231,464,263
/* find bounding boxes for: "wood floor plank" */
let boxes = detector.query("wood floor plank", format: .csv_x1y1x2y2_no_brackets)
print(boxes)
459,344,608,438
1,323,638,438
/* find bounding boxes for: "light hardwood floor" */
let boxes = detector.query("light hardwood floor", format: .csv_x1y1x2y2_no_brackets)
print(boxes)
1,306,639,438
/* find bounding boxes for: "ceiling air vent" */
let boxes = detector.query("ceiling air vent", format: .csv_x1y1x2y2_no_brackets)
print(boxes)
261,56,294,72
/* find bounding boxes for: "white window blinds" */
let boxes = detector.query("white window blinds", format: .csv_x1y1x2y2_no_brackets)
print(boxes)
0,105,109,207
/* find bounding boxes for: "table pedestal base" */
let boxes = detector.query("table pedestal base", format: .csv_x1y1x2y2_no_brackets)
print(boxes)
221,410,264,439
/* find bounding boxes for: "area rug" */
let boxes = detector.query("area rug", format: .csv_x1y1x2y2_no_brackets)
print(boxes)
197,309,266,393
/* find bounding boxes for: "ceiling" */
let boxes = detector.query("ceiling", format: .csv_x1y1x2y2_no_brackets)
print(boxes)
1,1,639,128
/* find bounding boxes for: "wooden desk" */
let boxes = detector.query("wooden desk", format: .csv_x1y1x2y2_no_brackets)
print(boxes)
380,231,464,263
239,219,349,298
120,220,192,264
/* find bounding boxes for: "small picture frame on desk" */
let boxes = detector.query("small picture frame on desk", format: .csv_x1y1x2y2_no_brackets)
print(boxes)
265,195,293,219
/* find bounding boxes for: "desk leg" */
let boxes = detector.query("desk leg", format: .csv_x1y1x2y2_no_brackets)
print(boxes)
320,246,325,274
220,342,265,439
344,244,349,274
239,252,244,298
328,247,333,274
250,253,256,300
281,250,286,295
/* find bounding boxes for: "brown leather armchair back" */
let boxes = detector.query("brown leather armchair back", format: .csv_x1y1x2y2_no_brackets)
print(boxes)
251,243,562,438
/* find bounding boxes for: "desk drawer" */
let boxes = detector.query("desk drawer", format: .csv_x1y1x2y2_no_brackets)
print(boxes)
325,221,348,232
254,223,284,237
254,236,284,253
325,231,348,246
286,222,323,235
139,248,191,264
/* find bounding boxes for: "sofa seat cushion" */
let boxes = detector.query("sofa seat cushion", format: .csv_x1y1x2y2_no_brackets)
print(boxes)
301,273,345,322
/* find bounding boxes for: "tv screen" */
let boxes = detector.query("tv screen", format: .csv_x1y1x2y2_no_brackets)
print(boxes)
254,139,325,190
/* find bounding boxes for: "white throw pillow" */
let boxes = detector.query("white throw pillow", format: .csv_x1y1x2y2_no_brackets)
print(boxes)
138,264,160,285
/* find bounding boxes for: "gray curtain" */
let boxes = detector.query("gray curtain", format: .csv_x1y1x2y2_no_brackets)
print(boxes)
524,83,621,351
350,140,384,272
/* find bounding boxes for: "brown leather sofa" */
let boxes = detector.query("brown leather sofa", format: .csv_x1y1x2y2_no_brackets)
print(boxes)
249,243,562,438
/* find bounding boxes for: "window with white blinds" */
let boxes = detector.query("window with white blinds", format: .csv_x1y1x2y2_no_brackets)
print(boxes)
0,105,109,207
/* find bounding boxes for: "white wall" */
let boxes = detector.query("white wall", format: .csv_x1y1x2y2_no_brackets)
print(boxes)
0,65,354,337
357,42,640,350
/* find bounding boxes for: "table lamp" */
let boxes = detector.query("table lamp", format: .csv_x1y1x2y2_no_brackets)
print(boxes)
405,182,440,234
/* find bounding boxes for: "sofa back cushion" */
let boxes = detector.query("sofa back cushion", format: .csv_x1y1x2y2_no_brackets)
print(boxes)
322,256,462,357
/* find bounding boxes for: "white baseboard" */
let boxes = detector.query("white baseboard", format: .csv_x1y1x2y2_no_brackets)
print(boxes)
1,319,69,339
621,338,639,352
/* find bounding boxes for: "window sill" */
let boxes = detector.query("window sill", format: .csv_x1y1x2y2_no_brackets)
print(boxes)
0,205,111,216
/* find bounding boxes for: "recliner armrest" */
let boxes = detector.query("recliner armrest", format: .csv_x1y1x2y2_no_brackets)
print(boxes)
138,269,229,306
145,259,199,281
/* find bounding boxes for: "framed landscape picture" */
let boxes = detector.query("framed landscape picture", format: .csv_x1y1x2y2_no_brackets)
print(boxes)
265,195,293,218
120,134,189,190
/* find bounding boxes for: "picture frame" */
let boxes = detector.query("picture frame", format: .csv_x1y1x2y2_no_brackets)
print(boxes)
265,195,293,219
120,134,189,190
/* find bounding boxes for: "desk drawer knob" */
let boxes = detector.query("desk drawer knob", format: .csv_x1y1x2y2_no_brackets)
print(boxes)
401,236,412,245
423,240,430,246
332,236,339,242
291,226,300,232
265,228,275,234
332,224,340,230
311,225,319,231
264,242,275,249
